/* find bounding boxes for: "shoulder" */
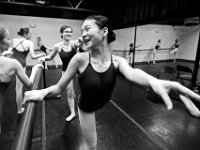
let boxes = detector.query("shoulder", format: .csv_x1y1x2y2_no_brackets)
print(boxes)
73,52,88,63
54,42,63,47
26,40,34,45
68,52,89,70
112,54,128,68
8,57,22,68
2,57,22,70
53,42,62,51
113,54,126,63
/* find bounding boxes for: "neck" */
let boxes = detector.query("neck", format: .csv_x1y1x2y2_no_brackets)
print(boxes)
63,39,70,45
91,42,111,61
21,36,26,39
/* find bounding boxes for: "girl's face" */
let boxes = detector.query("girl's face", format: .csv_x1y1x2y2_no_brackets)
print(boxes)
62,28,73,40
81,19,105,49
0,30,10,51
25,30,32,40
37,37,41,43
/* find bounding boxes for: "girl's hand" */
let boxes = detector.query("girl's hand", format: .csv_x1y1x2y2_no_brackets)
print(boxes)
23,89,46,104
151,80,200,117
39,56,47,62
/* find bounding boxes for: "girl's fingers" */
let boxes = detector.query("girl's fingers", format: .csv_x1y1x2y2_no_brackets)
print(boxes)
179,94,200,117
159,90,173,110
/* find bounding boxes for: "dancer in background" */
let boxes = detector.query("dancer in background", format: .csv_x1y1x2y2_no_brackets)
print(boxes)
11,27,45,114
170,39,179,62
35,36,58,68
148,39,161,64
0,24,43,134
39,25,83,121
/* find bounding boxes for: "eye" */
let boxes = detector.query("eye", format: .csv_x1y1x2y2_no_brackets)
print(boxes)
85,27,90,32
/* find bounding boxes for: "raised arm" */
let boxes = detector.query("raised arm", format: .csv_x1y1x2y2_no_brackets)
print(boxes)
118,57,158,87
29,40,45,59
14,60,42,88
24,53,82,102
118,56,200,117
39,45,58,61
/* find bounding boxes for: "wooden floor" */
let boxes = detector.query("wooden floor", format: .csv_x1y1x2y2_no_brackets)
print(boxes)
0,59,200,150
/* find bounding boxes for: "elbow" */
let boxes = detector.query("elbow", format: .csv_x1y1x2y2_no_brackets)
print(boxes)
31,55,37,59
57,86,62,94
26,81,33,89
29,81,34,89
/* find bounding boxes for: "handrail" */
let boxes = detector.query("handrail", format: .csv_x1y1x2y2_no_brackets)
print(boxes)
113,48,173,52
11,64,44,150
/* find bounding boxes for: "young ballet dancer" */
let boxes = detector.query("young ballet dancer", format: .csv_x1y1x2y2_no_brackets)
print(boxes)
24,16,200,150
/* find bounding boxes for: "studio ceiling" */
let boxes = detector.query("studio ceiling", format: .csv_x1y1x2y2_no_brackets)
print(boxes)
0,0,199,29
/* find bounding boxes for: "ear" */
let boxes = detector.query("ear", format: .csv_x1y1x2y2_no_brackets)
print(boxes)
60,33,63,39
102,27,108,37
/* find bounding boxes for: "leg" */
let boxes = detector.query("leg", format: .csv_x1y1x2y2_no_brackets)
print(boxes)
170,48,178,62
15,67,26,114
147,51,152,64
0,95,3,135
65,79,76,121
52,57,58,68
78,108,97,150
152,49,156,64
173,49,178,62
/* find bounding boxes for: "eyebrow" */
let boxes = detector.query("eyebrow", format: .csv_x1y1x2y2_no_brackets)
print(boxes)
81,25,91,32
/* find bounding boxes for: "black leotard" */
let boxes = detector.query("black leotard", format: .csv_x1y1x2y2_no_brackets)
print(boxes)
175,43,179,48
59,46,76,71
155,44,160,50
0,81,10,129
11,40,29,68
78,53,118,112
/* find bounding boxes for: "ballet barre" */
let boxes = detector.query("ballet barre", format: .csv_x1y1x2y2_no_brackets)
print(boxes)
11,63,44,150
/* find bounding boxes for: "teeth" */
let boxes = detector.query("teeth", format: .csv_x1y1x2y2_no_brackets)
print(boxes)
83,37,90,44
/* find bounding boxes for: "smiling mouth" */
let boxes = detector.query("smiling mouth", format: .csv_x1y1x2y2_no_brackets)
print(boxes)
83,38,90,45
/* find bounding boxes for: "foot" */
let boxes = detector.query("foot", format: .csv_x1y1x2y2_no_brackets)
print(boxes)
65,113,76,122
17,108,25,114
56,94,61,98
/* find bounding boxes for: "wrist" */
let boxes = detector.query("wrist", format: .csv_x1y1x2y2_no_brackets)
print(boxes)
42,88,49,99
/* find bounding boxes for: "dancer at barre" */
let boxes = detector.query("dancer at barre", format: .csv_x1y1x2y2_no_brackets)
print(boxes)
148,39,161,64
24,16,200,150
12,27,45,114
0,24,43,134
39,25,84,122
128,43,141,65
170,39,180,63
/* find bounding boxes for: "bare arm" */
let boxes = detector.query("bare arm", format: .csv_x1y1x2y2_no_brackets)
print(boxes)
118,57,157,87
118,56,200,117
41,46,58,61
24,53,82,102
29,41,45,59
2,47,13,57
14,60,33,88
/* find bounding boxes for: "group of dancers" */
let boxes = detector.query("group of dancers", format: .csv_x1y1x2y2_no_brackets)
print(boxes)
128,39,180,65
1,15,200,150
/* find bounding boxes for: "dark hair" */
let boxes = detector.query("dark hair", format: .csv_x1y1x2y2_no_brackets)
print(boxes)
17,27,30,36
84,15,116,44
59,25,73,38
37,36,41,41
158,39,161,43
129,43,133,47
0,24,8,42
